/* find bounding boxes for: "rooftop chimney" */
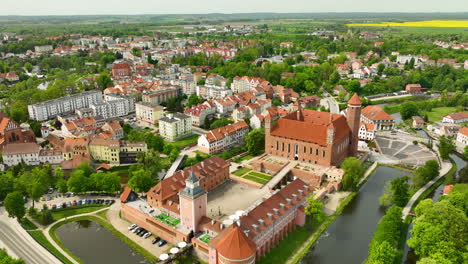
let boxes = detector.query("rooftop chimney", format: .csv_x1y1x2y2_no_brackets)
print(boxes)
220,224,224,230
258,219,265,226
298,189,304,196
267,213,273,220
292,194,298,200
273,208,279,214
304,185,309,191
211,219,215,225
279,203,285,209
252,224,258,232
286,198,292,205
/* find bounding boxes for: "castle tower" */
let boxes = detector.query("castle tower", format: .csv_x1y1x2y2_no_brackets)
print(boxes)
179,171,207,233
346,93,362,156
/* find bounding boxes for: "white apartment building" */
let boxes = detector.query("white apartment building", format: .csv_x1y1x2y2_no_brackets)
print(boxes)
90,95,134,119
28,90,103,121
442,112,468,124
2,143,63,166
230,76,268,93
196,85,232,99
159,113,192,142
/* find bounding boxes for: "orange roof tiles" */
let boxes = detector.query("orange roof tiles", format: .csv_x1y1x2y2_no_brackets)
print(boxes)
361,105,394,121
445,112,468,121
211,225,256,260
205,121,248,143
270,109,350,146
348,93,362,105
459,127,468,136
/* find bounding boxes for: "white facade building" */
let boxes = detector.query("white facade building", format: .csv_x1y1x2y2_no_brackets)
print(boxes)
159,113,192,142
28,90,103,121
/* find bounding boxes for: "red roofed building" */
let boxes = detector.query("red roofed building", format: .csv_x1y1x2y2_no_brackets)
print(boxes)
112,63,132,79
456,127,468,146
208,224,256,264
265,95,361,167
0,113,36,148
198,121,249,154
405,84,422,94
443,112,468,124
360,105,395,131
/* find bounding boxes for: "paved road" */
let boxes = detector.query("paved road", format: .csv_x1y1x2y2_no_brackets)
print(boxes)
0,208,61,264
324,96,340,114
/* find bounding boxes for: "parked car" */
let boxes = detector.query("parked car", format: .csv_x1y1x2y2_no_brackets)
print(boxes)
157,240,167,247
56,204,62,209
143,232,152,239
77,200,82,206
152,237,161,244
109,200,115,205
52,204,57,210
72,200,77,206
128,224,137,230
132,227,141,234
62,202,67,208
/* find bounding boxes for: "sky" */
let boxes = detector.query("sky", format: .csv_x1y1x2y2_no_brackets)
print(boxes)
2,0,468,16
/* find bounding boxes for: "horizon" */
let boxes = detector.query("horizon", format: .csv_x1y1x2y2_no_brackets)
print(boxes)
2,0,468,16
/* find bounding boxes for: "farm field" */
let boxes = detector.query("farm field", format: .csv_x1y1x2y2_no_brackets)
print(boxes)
347,20,468,28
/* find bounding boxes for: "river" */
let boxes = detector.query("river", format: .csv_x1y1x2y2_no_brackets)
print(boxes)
402,154,467,264
56,220,149,264
299,166,411,264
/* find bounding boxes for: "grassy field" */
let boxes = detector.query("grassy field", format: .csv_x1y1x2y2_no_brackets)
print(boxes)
232,167,251,176
95,209,109,219
242,171,272,185
20,217,38,230
347,20,468,27
422,107,457,122
28,230,74,264
166,134,200,149
51,205,106,221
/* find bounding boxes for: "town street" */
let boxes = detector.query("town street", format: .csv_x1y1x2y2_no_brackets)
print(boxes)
0,207,61,264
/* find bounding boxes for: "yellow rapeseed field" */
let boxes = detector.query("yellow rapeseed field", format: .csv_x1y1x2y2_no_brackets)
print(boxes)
347,20,468,28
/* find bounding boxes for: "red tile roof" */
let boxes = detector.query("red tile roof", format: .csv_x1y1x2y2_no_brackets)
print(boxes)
270,109,351,146
348,93,362,105
459,127,468,136
361,105,394,121
211,225,256,260
444,112,468,121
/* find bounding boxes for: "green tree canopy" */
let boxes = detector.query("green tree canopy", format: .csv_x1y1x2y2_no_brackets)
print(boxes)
245,129,265,156
4,191,26,221
341,157,365,191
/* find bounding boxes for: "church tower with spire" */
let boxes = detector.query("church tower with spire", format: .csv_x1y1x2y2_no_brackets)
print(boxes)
346,93,362,156
179,171,207,233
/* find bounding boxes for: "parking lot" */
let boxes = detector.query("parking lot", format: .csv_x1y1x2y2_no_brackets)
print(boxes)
375,136,437,166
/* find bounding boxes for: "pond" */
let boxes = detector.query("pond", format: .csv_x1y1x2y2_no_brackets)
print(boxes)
299,166,411,264
402,154,467,264
56,220,149,264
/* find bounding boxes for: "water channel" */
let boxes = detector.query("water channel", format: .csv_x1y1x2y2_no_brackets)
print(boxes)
299,166,411,264
56,220,149,264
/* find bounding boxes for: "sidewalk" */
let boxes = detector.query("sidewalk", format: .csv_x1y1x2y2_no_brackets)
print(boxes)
401,160,451,219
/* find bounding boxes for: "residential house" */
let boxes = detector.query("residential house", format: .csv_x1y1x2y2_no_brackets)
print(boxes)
456,128,468,146
184,102,216,127
406,84,422,94
359,105,395,131
197,121,249,154
136,102,164,125
358,122,375,141
442,112,468,124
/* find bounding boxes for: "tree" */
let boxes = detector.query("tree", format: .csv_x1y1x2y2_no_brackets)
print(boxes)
67,170,90,193
4,191,25,221
367,241,397,264
464,145,468,160
408,200,467,263
95,72,112,89
169,148,181,162
210,118,234,130
341,157,365,191
90,172,121,193
439,184,468,215
413,160,439,188
390,176,410,207
0,248,25,264
40,204,54,225
245,129,265,156
136,149,163,176
187,94,202,108
127,169,156,193
304,196,324,223
379,182,393,207
438,136,455,160
400,101,418,120
0,172,15,201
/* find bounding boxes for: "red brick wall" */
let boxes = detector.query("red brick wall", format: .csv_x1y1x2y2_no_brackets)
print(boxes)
289,168,321,188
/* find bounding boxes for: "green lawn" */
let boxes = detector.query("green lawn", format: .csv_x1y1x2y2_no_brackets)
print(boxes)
199,234,211,244
28,230,74,264
20,217,38,230
155,213,180,227
95,209,109,220
233,154,253,163
257,215,326,264
422,107,457,122
233,167,251,176
166,134,200,149
242,175,269,185
248,171,272,180
52,205,106,221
